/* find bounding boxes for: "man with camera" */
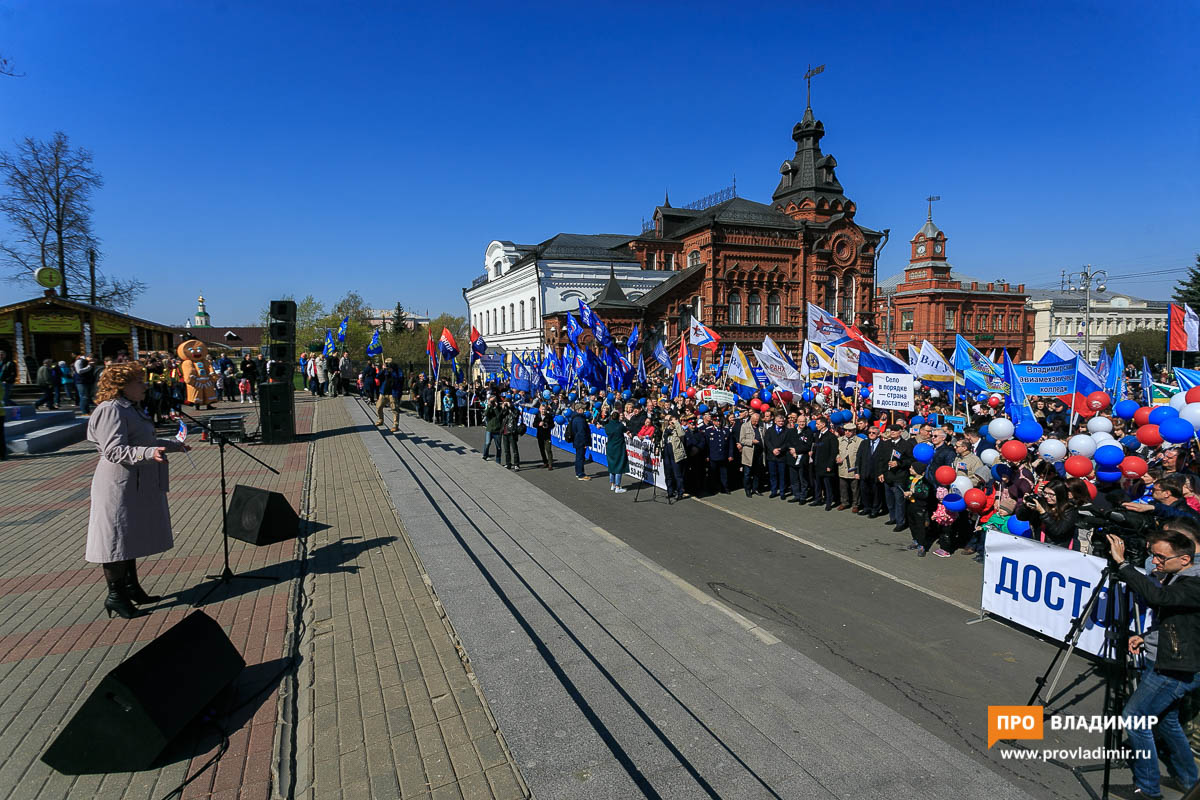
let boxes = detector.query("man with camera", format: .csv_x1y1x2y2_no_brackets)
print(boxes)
1108,522,1200,799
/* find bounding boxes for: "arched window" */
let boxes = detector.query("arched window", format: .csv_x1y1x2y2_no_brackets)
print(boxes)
691,296,703,322
841,275,855,320
688,250,701,269
748,293,761,325
519,301,525,330
509,304,515,332
728,290,741,325
493,259,502,279
767,291,781,325
530,297,537,326
500,307,506,333
826,273,839,315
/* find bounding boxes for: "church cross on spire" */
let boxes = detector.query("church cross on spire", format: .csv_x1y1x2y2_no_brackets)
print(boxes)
804,63,825,109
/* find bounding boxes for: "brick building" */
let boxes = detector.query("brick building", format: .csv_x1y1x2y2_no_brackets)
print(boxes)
614,103,886,362
877,211,1030,360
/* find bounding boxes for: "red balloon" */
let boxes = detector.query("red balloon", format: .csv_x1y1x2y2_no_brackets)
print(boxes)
1076,405,1097,418
963,488,987,513
1135,424,1163,447
1000,440,1028,462
1188,387,1200,404
777,390,794,403
822,386,833,395
1083,480,1098,500
1120,455,1148,478
749,398,762,411
987,395,1001,408
686,387,697,398
935,465,957,485
1064,455,1094,478
1086,391,1112,412
707,385,716,390
1133,406,1153,426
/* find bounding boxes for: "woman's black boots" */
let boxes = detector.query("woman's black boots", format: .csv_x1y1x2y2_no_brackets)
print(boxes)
123,559,162,605
102,562,146,619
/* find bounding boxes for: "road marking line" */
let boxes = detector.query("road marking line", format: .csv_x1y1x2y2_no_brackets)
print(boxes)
588,525,781,645
693,498,980,616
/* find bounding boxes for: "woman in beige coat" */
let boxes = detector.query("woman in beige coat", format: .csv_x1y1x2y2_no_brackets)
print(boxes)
86,362,189,619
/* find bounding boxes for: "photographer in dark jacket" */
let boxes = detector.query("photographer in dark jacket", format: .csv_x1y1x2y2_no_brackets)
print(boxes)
1109,525,1200,799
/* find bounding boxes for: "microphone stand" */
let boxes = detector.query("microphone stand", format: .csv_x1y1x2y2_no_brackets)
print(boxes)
173,407,281,606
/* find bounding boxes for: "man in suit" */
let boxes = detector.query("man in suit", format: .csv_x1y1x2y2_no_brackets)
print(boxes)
763,412,790,499
883,424,915,531
810,416,838,510
856,426,886,517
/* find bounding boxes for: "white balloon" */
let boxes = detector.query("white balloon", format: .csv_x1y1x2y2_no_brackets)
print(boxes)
814,392,826,405
1091,432,1114,444
952,475,974,496
930,389,941,398
1068,434,1097,458
1170,392,1189,411
988,418,1015,441
1180,403,1200,431
1038,439,1067,462
980,448,1000,466
1086,416,1113,434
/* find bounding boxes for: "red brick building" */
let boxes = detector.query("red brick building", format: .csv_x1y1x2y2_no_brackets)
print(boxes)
877,212,1030,359
624,104,886,359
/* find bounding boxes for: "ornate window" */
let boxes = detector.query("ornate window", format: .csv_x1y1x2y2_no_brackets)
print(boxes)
728,290,741,325
492,259,502,279
748,293,761,325
963,314,972,332
767,291,781,325
688,250,701,269
901,311,914,332
826,274,839,315
979,314,989,331
840,275,855,320
530,297,537,326
519,301,525,330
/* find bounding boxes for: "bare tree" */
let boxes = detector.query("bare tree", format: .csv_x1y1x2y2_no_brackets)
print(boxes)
0,132,144,309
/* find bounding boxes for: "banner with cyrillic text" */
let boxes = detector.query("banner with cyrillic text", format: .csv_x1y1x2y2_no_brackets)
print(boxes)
1011,358,1077,397
520,407,667,489
982,532,1142,658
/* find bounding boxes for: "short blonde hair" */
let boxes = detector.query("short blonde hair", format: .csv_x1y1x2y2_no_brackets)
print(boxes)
95,362,145,404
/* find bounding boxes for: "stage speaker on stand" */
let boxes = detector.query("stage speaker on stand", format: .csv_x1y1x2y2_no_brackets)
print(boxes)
226,485,300,546
41,611,245,775
262,298,297,444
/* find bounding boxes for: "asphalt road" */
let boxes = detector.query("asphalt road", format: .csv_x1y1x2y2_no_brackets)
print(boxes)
427,417,1172,800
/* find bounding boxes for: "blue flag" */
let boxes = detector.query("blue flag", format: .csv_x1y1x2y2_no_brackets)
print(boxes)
1095,349,1111,385
953,334,1006,393
637,353,647,384
1142,356,1153,405
566,314,584,346
1003,350,1035,426
1106,344,1126,402
336,316,349,345
323,330,336,357
627,323,639,354
652,339,672,372
366,328,382,357
713,344,727,379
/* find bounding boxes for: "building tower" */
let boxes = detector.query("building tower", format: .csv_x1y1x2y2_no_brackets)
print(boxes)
193,295,211,328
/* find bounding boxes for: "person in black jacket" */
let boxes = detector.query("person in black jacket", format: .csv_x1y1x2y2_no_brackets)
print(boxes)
361,362,378,403
790,412,816,503
882,425,915,531
420,382,435,422
810,416,838,510
856,426,886,517
702,415,734,494
567,404,591,480
1109,525,1200,799
532,402,555,470
762,412,790,499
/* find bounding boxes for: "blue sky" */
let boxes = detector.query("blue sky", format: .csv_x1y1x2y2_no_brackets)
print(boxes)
1,1,1196,325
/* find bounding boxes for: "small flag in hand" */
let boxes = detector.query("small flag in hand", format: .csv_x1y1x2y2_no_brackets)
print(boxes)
175,420,188,444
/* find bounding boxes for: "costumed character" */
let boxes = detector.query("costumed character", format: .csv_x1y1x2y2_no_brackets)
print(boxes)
177,339,218,409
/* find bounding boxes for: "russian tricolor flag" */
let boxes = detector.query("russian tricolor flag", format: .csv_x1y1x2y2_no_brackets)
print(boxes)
1169,303,1199,352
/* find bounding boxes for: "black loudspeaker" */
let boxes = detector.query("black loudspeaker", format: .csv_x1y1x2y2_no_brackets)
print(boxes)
258,381,295,444
269,299,296,322
226,485,299,546
268,342,294,362
268,321,294,341
41,611,244,775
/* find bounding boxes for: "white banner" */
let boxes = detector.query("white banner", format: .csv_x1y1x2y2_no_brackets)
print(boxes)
871,372,915,411
982,532,1141,657
699,387,737,407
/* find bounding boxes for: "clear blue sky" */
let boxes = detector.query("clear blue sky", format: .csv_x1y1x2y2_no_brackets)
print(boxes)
1,1,1196,325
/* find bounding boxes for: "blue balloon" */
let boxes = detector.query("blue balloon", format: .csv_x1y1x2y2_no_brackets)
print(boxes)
1149,406,1179,425
976,392,989,403
1120,434,1140,450
912,443,935,463
591,387,600,395
759,389,772,402
567,392,578,402
1113,399,1140,420
1006,516,1032,536
859,409,872,420
542,389,552,399
638,398,647,406
1014,420,1044,443
912,415,925,425
1096,469,1123,483
992,464,1013,481
661,386,670,395
553,415,565,425
807,420,817,430
564,409,573,418
1094,445,1125,467
842,385,854,396
943,494,966,513
802,390,815,402
860,387,871,399
697,403,709,413
622,389,632,400
1161,417,1196,444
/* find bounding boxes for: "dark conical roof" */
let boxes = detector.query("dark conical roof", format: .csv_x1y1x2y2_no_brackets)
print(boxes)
772,104,853,210
592,265,641,309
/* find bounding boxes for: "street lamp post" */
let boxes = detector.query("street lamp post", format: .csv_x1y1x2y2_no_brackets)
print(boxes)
1062,266,1107,360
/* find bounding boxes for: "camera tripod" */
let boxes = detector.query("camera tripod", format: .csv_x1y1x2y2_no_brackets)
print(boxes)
1026,563,1140,800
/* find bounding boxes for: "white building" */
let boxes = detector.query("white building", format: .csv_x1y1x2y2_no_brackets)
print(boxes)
463,234,674,353
1027,289,1169,361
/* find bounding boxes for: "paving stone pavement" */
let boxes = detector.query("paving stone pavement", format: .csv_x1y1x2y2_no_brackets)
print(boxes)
0,398,313,800
349,398,1042,800
293,395,526,800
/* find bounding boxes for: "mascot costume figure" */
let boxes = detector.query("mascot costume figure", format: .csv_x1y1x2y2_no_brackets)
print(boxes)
177,339,218,409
